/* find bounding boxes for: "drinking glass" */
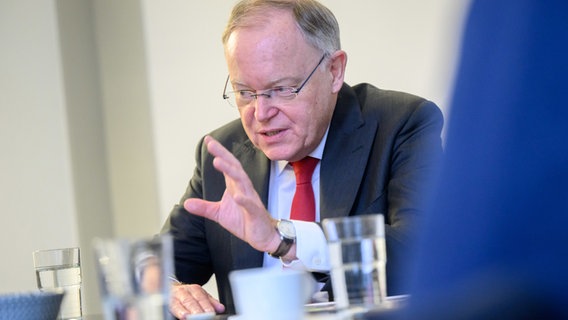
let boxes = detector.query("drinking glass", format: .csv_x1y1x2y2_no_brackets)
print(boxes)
33,247,82,320
93,234,173,320
323,214,387,313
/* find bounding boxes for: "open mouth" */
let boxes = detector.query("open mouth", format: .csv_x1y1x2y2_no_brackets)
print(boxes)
261,129,285,137
264,130,282,136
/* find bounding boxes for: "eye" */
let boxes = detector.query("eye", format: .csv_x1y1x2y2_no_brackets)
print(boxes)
272,87,295,97
237,90,255,99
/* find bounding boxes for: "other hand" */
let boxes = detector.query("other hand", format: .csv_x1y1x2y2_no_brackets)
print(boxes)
169,283,225,318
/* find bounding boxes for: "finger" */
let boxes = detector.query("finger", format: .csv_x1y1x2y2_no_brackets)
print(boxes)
171,284,218,316
170,284,194,319
184,285,218,314
204,136,234,160
204,138,265,209
202,138,270,221
169,296,190,319
209,295,226,314
205,137,250,185
183,198,220,221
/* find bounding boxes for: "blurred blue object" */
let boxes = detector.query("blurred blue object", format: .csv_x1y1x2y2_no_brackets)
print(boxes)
0,291,64,320
367,0,568,319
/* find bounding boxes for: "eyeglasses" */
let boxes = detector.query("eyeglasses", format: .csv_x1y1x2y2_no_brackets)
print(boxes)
222,55,326,108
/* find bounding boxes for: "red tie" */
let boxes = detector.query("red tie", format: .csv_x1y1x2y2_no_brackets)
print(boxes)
290,157,319,221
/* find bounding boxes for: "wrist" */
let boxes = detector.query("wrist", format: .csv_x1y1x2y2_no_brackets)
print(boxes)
279,243,297,263
268,219,296,258
269,219,281,249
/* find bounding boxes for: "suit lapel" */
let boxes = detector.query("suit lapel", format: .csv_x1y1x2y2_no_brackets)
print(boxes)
232,139,271,204
320,84,377,220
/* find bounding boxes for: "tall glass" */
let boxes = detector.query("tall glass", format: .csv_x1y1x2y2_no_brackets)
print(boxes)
33,247,82,320
323,214,387,313
93,234,173,320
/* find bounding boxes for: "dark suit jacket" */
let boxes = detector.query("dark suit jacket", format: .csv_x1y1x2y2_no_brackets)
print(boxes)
162,83,443,314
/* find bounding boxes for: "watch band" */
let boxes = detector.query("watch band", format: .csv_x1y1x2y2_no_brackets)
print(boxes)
268,232,294,258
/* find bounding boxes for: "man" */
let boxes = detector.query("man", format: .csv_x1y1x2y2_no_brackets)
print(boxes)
162,0,443,317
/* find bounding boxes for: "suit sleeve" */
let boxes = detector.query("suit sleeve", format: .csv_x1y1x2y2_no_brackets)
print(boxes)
161,136,214,286
384,99,444,294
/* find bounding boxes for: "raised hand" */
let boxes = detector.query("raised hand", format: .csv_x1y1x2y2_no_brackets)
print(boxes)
183,136,281,254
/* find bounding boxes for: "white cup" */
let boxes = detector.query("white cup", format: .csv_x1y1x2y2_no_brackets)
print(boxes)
229,267,315,320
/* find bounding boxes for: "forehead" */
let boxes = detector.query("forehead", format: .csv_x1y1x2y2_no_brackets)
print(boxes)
224,9,318,75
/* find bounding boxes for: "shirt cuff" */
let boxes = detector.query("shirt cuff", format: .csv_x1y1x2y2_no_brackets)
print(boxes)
283,220,330,272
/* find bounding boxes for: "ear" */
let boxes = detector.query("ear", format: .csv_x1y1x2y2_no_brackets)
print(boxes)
329,50,347,93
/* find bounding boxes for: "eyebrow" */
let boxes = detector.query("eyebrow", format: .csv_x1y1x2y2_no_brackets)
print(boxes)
230,75,302,91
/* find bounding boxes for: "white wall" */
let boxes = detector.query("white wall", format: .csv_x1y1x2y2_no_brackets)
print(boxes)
0,0,79,293
0,0,470,315
0,0,116,315
141,1,239,225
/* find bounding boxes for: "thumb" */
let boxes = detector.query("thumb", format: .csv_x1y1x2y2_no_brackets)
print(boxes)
209,297,225,313
184,198,219,221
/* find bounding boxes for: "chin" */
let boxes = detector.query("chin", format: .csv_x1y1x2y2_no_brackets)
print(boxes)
257,140,303,161
261,148,294,162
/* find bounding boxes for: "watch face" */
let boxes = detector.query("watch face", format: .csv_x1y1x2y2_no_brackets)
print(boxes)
278,220,296,238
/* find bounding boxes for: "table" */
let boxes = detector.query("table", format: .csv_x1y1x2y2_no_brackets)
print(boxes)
200,295,407,320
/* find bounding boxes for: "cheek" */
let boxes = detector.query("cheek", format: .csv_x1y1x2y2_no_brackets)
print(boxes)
239,108,255,134
306,97,332,128
239,107,253,122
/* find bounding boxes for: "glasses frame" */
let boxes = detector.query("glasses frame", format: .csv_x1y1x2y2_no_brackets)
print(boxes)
222,54,326,107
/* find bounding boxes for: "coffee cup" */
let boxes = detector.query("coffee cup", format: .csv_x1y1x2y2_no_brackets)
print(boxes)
229,267,315,320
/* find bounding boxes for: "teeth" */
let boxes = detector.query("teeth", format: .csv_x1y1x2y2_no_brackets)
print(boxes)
265,130,280,136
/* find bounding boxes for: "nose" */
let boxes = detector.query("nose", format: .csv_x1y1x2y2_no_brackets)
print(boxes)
253,95,278,122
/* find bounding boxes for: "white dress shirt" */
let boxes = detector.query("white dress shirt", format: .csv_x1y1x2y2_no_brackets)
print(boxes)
262,129,331,273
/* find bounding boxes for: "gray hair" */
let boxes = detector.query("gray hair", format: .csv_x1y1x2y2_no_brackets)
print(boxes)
222,0,341,56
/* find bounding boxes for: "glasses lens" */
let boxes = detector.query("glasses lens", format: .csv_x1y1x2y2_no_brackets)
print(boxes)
224,91,239,107
273,87,296,98
225,91,255,108
223,87,297,108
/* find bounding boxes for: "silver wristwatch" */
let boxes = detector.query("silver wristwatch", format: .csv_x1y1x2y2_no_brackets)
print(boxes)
268,219,296,258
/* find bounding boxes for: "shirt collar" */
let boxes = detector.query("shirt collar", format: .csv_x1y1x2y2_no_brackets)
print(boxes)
275,126,330,175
